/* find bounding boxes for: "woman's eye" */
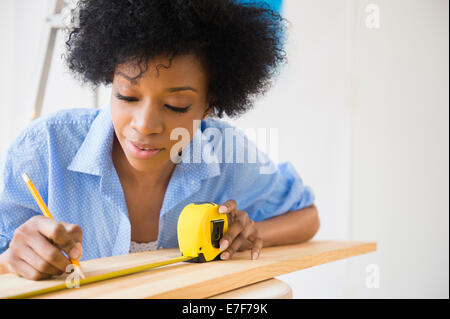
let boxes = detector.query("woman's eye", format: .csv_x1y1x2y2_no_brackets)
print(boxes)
116,93,190,113
164,104,191,113
115,93,138,102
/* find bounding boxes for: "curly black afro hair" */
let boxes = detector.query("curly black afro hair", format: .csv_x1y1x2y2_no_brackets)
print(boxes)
64,0,288,118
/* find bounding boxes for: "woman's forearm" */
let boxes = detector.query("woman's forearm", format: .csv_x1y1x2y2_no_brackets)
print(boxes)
256,204,320,248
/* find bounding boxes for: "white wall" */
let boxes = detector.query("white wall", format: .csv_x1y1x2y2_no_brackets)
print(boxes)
0,0,15,147
0,0,97,155
345,0,449,298
0,0,448,298
239,0,355,298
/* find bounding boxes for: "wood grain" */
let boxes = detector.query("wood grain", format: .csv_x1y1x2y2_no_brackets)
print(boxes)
0,240,376,299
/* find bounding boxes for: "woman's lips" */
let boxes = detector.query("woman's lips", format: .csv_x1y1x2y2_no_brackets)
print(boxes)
127,140,164,159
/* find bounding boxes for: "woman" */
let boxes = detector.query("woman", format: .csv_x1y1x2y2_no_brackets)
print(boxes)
0,0,319,280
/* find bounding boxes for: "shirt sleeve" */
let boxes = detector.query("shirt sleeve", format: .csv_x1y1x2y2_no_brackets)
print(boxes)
0,127,49,254
225,127,315,222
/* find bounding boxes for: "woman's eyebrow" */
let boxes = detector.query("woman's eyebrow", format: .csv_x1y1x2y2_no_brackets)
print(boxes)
165,86,198,93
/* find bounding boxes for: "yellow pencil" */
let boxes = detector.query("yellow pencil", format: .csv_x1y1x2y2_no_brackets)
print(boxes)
21,173,85,279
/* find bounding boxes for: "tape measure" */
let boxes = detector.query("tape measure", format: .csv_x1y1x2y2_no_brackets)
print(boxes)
177,202,228,263
7,202,228,299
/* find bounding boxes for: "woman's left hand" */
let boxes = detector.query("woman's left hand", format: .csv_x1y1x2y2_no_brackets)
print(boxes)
218,199,263,260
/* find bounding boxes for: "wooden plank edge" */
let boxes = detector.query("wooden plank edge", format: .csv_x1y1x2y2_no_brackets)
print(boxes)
151,241,377,299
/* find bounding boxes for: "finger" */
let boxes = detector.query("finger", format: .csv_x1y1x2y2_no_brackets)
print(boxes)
218,199,237,215
235,238,252,251
248,233,263,260
241,218,256,239
219,214,245,251
220,233,246,260
9,251,52,281
60,222,83,244
20,243,62,276
27,232,71,272
59,222,83,260
35,218,81,260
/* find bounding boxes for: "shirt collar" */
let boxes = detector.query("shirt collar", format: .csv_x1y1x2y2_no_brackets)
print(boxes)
67,105,115,176
67,105,221,181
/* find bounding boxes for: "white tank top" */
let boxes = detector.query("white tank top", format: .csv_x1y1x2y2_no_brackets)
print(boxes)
129,240,158,253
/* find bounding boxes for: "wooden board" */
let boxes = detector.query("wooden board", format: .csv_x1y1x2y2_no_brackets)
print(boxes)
0,240,376,299
208,278,293,299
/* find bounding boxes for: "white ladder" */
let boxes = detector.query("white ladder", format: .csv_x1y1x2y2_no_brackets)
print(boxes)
29,0,98,121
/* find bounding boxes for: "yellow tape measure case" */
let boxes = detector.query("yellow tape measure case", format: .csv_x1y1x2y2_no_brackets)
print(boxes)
177,202,228,263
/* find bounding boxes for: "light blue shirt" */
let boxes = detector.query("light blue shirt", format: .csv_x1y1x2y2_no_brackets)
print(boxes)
0,105,314,260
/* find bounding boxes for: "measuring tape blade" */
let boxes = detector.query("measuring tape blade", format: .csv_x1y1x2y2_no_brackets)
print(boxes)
7,255,192,299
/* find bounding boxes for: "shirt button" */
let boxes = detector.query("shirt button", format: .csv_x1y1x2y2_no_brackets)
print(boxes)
191,181,195,185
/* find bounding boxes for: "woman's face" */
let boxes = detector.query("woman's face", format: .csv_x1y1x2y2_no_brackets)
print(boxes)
110,53,211,174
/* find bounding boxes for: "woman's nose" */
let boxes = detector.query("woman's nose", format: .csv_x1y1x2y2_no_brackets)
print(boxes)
131,102,164,135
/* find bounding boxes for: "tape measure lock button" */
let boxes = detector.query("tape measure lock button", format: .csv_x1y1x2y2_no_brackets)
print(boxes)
211,219,224,248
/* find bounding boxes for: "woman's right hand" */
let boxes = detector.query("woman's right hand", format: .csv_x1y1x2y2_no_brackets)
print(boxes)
0,215,83,280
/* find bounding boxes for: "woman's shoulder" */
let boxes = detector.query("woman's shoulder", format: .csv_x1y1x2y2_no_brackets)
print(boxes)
201,117,234,130
200,117,275,174
201,117,248,140
1,108,101,171
12,108,100,147
26,108,99,133
201,117,258,153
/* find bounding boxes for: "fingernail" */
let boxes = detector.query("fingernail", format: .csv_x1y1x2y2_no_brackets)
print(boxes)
221,252,229,260
220,240,229,251
252,252,259,260
69,243,82,260
219,206,227,213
